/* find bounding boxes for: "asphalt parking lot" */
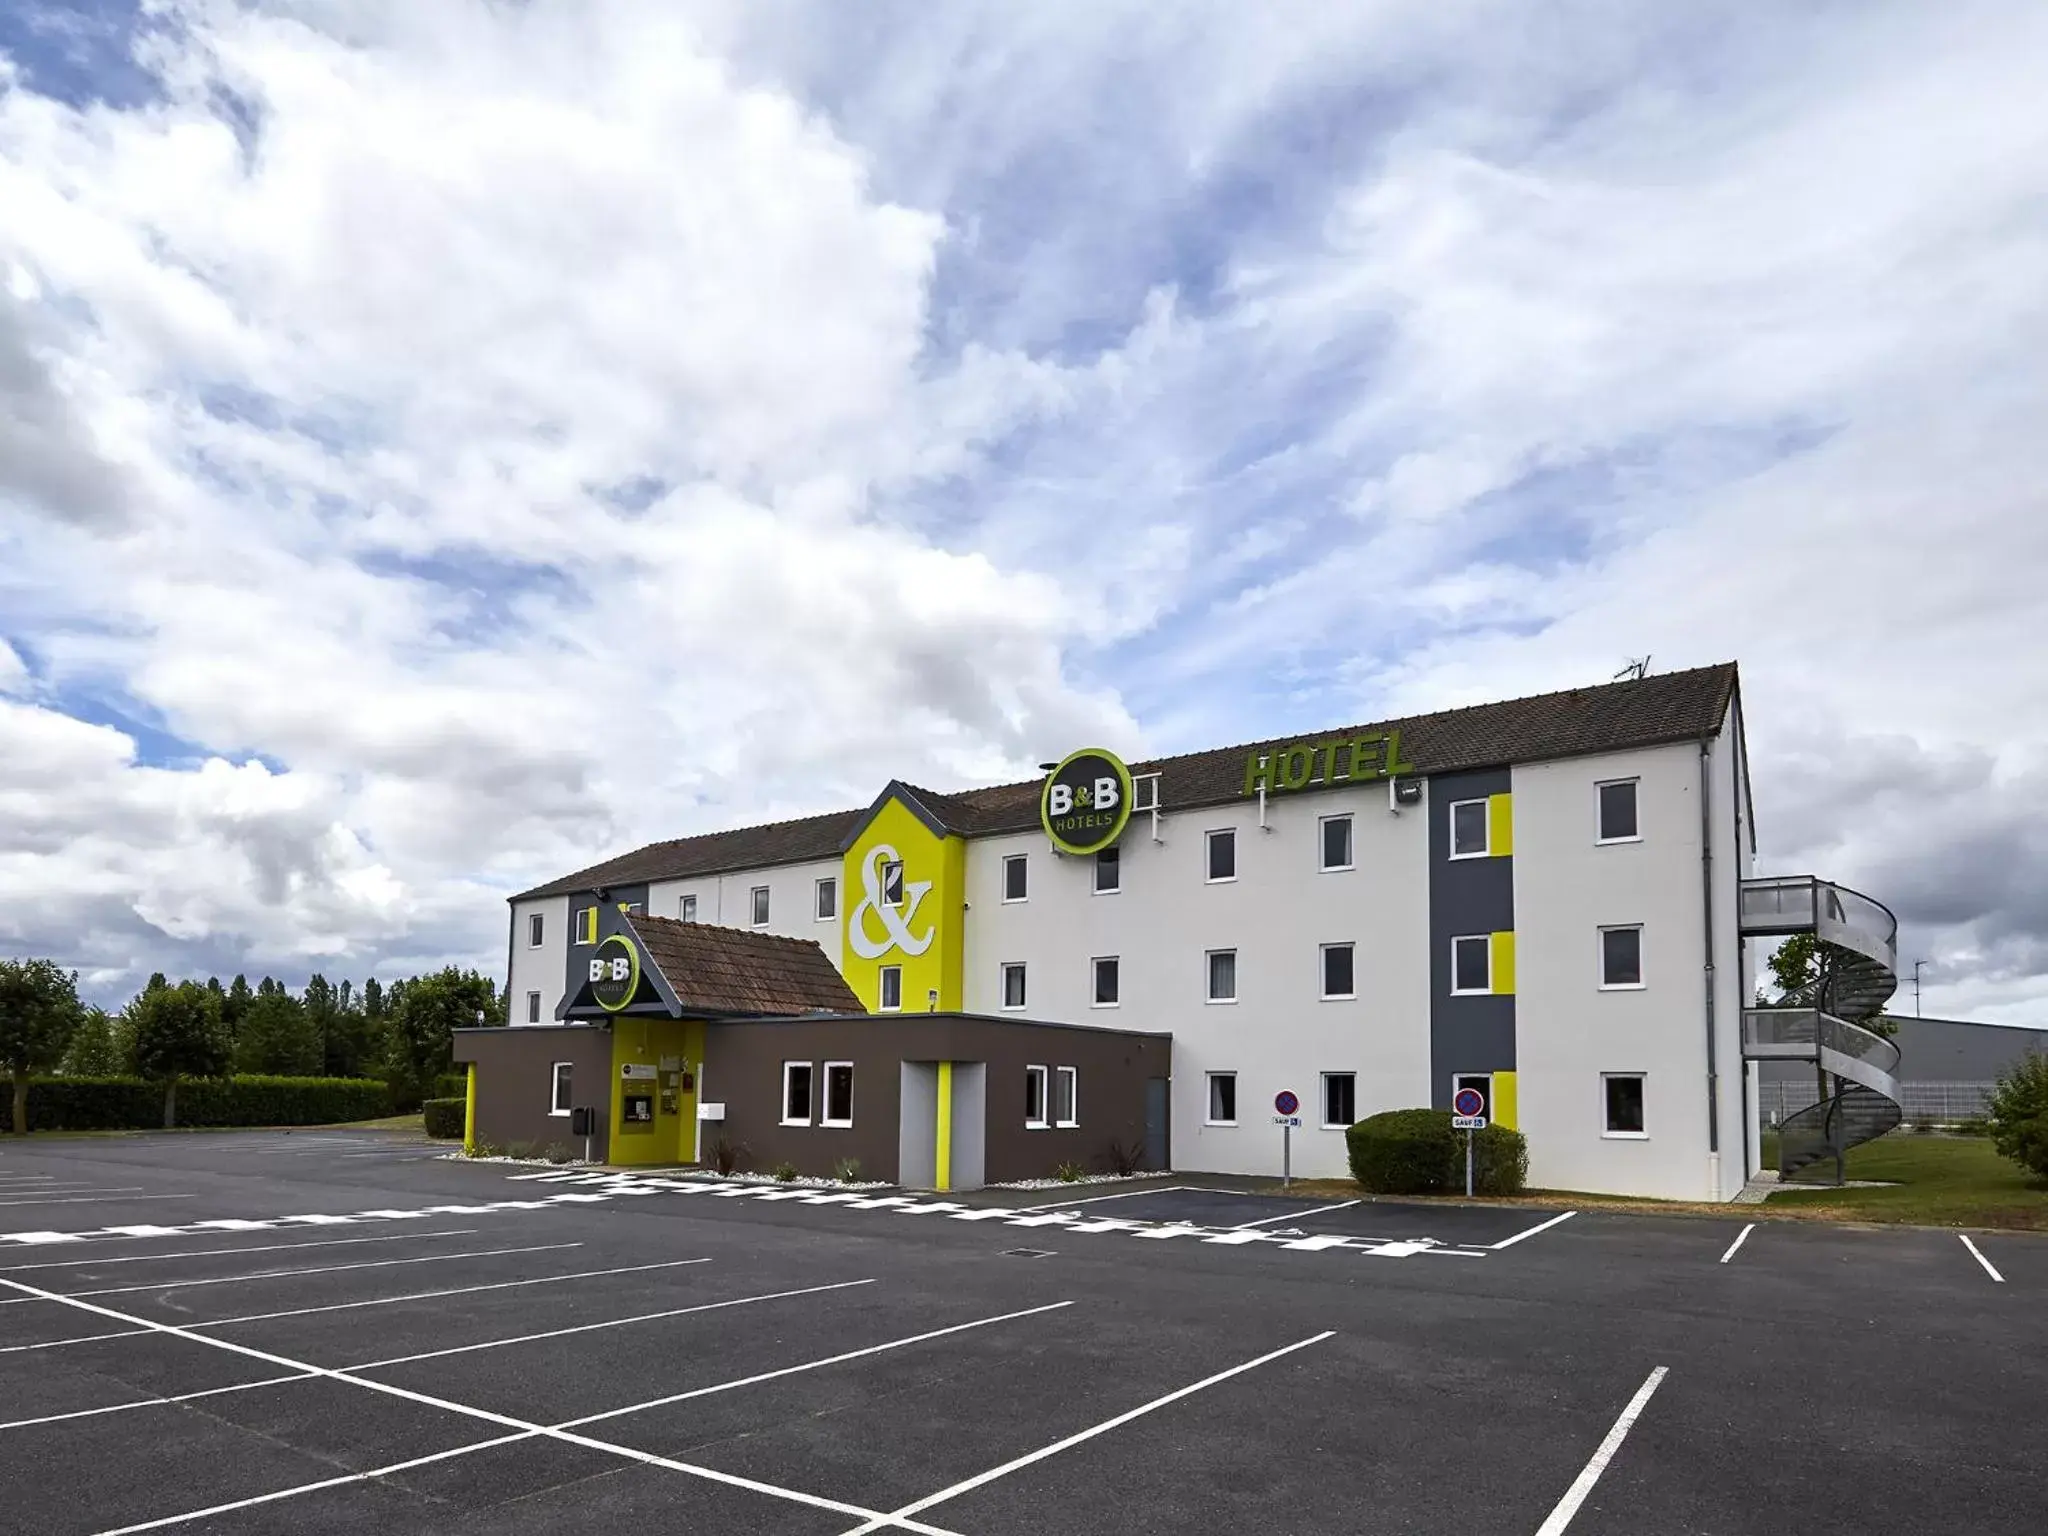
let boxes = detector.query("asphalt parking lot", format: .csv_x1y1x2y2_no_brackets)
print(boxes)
1,1132,2041,1535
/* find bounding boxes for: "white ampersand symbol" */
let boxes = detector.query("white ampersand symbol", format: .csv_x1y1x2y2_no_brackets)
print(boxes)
847,843,934,959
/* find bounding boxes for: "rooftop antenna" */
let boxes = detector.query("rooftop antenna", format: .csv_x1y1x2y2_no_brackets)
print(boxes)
1614,655,1652,682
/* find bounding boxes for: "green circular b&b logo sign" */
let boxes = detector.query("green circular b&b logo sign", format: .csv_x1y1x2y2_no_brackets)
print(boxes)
588,934,640,1013
1040,747,1134,856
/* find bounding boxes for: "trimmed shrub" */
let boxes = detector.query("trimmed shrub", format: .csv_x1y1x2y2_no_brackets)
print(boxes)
432,1073,469,1101
1345,1108,1528,1196
22,1075,391,1133
422,1097,466,1140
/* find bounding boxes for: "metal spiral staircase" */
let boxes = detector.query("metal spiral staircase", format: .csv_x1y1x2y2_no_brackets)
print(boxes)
1740,876,1903,1184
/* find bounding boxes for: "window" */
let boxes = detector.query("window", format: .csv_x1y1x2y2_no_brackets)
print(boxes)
1207,828,1236,882
1320,814,1354,871
1450,799,1489,859
1320,942,1356,999
751,885,770,926
1206,1072,1238,1125
1094,844,1120,893
1003,854,1028,902
1025,1065,1048,1128
1603,1073,1646,1137
781,1062,813,1125
575,905,597,945
549,1062,573,1116
822,1063,854,1127
881,860,904,907
1600,925,1645,988
679,894,697,922
525,990,541,1024
619,901,643,916
1322,1072,1356,1129
1092,956,1120,1007
1451,935,1491,994
1207,948,1237,1003
878,965,902,1012
528,912,544,948
815,877,836,921
1001,962,1028,1010
1053,1066,1078,1127
1597,779,1640,843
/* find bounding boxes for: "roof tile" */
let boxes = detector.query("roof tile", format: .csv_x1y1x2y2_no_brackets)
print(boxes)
624,913,863,1016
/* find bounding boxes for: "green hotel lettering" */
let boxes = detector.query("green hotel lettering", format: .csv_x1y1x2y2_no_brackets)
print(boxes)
1242,731,1414,796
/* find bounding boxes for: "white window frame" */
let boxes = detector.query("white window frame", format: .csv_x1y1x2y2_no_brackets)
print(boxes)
1025,1065,1049,1129
1320,1071,1356,1130
1092,955,1120,1008
815,877,836,922
1094,844,1121,894
878,965,903,1012
1206,827,1237,883
574,905,596,946
821,1062,854,1128
750,885,771,927
1318,813,1355,872
1599,924,1646,990
1053,1066,1079,1128
1319,942,1356,1001
1596,778,1642,845
1000,961,1028,1011
679,894,697,922
1205,1071,1238,1127
1206,948,1238,1004
780,1061,814,1126
1002,853,1029,903
1602,1072,1648,1139
881,860,905,908
1450,934,1492,995
528,912,544,948
549,1062,573,1116
619,901,643,917
1449,798,1490,860
525,990,541,1025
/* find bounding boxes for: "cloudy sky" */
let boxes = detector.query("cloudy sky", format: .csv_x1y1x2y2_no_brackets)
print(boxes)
2,1,2044,1021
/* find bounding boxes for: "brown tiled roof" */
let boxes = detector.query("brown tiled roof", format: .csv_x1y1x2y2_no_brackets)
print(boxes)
514,663,1738,899
625,913,862,1016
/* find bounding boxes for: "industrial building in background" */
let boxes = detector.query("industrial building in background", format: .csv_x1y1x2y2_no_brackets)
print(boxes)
463,662,1908,1200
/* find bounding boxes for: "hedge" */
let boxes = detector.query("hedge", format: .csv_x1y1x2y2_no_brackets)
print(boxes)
422,1097,466,1140
15,1076,391,1133
1345,1108,1528,1196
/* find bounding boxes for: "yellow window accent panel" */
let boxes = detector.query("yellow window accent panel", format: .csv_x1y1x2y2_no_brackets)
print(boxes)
1490,1070,1518,1131
1487,793,1514,857
577,906,597,944
1490,931,1516,995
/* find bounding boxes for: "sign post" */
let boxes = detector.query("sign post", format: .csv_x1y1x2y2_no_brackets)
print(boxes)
1273,1090,1302,1189
1452,1086,1488,1198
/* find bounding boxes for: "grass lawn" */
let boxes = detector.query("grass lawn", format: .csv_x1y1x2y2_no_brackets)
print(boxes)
1767,1133,2048,1230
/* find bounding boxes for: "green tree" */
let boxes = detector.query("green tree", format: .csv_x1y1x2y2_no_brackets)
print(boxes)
223,974,253,1038
0,959,85,1134
60,1007,121,1077
131,981,230,1128
1987,1052,2048,1181
233,988,321,1076
386,968,500,1110
362,976,384,1022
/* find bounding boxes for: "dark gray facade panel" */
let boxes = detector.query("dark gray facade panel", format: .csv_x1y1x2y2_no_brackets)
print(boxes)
1428,767,1516,1099
453,1025,612,1159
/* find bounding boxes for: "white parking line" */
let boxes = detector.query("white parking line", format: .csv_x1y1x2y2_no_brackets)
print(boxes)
0,1257,710,1354
0,1228,481,1272
1960,1234,2005,1283
0,1277,881,1434
833,1329,1335,1535
1492,1210,1578,1249
1718,1224,1756,1264
1013,1184,1200,1210
7,1276,1007,1536
0,1242,578,1305
0,1195,192,1210
1533,1367,1668,1536
1228,1199,1361,1231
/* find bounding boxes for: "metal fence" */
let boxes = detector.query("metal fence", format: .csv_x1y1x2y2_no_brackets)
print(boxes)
1760,1079,1995,1126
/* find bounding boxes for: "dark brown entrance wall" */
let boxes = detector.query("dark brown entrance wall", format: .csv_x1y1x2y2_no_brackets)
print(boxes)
453,1024,613,1159
701,1012,1171,1186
